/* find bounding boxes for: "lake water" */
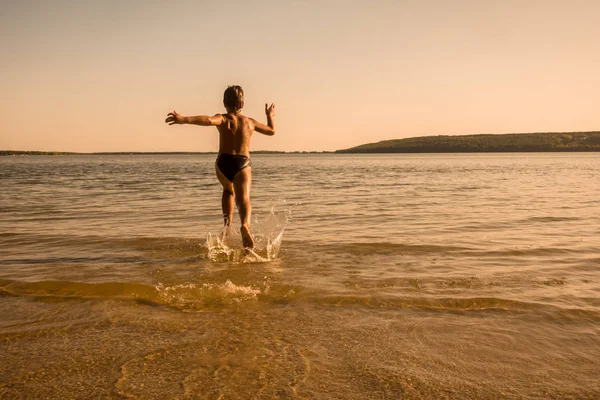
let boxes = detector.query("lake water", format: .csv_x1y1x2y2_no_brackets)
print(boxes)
1,153,599,399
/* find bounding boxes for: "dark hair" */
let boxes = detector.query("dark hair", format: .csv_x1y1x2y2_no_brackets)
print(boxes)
223,85,244,111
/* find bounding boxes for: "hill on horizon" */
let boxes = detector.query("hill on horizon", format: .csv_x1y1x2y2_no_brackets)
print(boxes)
336,131,600,153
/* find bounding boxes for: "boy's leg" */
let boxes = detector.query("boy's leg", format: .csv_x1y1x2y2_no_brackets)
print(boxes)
221,190,234,226
233,167,254,248
215,165,235,226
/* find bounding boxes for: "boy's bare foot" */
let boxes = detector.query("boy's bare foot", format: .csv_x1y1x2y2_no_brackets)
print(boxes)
240,225,255,249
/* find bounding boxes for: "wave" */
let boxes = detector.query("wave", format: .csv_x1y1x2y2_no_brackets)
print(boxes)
1,232,596,267
283,241,597,259
2,278,598,320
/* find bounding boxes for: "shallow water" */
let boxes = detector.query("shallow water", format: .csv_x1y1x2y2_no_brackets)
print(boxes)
1,153,599,399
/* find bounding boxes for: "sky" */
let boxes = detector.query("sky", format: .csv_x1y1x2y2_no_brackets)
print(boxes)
1,0,599,152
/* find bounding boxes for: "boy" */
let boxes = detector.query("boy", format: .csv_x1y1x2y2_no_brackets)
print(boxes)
165,85,276,249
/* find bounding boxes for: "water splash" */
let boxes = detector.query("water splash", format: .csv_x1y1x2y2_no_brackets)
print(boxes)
206,206,287,263
155,280,260,307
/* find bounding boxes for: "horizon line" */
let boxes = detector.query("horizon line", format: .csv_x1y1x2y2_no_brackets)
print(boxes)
3,130,599,155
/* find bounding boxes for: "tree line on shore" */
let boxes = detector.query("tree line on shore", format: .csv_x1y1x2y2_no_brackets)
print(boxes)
336,131,600,153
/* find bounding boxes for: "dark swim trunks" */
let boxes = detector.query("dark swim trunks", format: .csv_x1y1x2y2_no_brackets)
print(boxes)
216,153,251,182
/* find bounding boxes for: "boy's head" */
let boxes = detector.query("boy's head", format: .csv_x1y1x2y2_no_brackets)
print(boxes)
223,85,244,112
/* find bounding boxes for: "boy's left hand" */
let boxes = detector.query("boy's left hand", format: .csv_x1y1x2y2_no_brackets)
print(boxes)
265,103,275,117
165,111,184,125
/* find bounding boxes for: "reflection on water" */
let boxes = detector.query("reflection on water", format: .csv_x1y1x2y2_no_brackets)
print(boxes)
1,153,599,399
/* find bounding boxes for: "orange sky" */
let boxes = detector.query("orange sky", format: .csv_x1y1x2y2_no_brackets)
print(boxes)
1,0,599,152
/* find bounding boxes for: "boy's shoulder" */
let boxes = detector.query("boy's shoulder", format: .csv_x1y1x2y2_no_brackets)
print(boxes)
223,112,255,122
222,112,247,117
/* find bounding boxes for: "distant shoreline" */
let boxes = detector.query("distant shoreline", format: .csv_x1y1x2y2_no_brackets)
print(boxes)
4,131,600,156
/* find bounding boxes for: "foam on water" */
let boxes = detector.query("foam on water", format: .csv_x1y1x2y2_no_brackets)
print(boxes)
206,206,287,263
155,280,261,307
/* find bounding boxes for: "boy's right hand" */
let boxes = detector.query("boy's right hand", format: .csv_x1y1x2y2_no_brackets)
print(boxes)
165,111,184,125
265,103,275,117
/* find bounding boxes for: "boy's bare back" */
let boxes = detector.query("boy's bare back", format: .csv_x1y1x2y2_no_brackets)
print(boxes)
217,112,270,157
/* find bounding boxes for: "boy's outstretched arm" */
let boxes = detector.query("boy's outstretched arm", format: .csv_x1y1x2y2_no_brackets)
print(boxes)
165,111,224,126
252,103,276,136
